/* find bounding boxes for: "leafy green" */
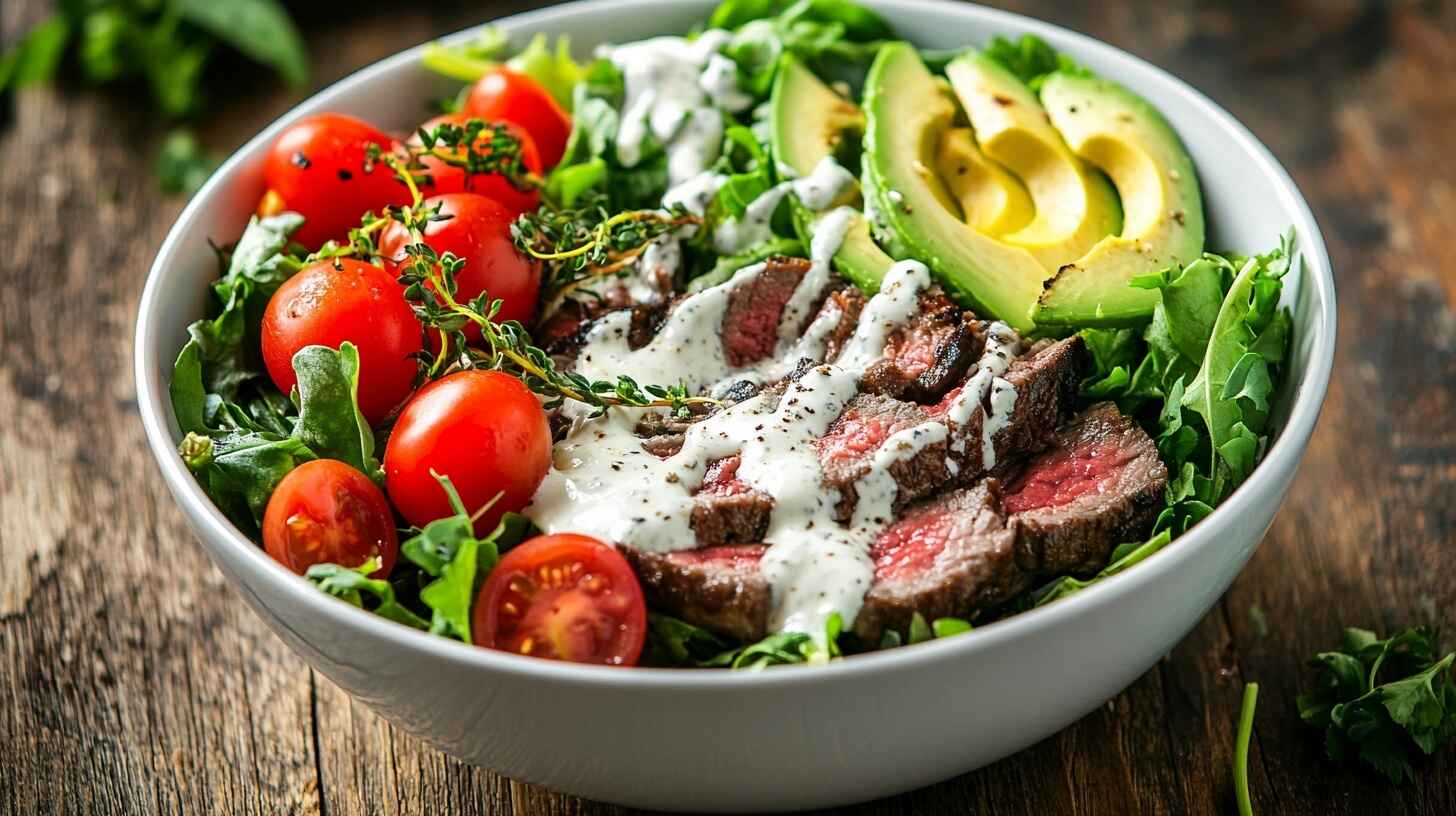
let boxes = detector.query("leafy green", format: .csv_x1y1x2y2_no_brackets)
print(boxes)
397,474,532,642
702,613,844,669
1235,682,1259,816
306,558,429,630
1032,530,1173,607
931,617,973,638
421,28,584,110
716,0,892,97
156,128,217,196
289,344,380,480
180,430,316,531
981,34,1090,91
1298,626,1456,783
642,614,731,667
0,16,72,93
174,0,309,86
907,611,934,645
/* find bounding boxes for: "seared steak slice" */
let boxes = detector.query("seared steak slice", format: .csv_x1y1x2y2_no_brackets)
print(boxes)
721,256,813,367
1002,401,1167,574
816,394,952,521
624,544,769,642
857,292,983,403
691,456,773,546
853,481,1029,642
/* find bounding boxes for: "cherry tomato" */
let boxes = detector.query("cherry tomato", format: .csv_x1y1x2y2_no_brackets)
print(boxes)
384,370,550,536
261,258,423,426
263,113,411,248
474,533,647,666
262,459,399,578
409,114,543,215
378,193,540,332
464,68,571,169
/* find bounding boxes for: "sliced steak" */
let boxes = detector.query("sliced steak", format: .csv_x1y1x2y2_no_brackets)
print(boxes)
720,256,812,367
1001,401,1167,574
624,544,769,642
816,393,952,521
853,481,1029,642
857,292,983,403
929,334,1087,482
691,456,773,546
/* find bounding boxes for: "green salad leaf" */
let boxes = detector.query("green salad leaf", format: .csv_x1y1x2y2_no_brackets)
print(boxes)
421,29,584,109
307,558,429,630
982,34,1091,91
180,430,316,530
289,343,380,480
642,614,732,667
1031,530,1173,607
716,0,891,97
397,474,532,642
1298,626,1456,783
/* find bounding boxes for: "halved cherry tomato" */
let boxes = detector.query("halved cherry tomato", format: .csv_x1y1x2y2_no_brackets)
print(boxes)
262,459,398,578
263,113,411,248
261,258,423,426
378,193,540,331
384,369,550,536
464,67,572,169
409,114,543,215
474,533,647,666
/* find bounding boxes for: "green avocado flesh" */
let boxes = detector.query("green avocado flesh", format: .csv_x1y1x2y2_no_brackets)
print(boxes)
863,43,1046,331
1033,72,1205,327
770,55,895,293
946,51,1122,272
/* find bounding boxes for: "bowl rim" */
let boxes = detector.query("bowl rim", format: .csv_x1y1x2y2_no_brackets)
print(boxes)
134,0,1336,689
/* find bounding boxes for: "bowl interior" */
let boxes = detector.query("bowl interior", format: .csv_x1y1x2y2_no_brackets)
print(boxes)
134,0,1334,683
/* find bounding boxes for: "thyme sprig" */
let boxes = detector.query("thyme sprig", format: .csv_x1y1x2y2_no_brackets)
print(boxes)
366,151,712,418
512,197,699,320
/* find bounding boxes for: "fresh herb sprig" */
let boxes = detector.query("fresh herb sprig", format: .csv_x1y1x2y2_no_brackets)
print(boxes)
358,148,713,418
1298,626,1456,783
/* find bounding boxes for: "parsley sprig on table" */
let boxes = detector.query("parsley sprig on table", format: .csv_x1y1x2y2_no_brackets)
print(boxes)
1298,626,1456,783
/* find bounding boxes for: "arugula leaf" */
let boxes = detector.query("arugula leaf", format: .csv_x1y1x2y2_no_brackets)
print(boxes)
397,474,533,642
307,558,429,630
701,613,846,669
0,16,72,93
289,343,380,479
715,0,892,97
931,617,973,638
421,28,583,109
641,614,731,667
1032,530,1173,607
1298,626,1456,783
174,0,309,86
181,430,316,532
982,34,1091,91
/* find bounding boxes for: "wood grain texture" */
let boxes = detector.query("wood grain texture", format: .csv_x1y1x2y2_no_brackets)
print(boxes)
2,0,1453,813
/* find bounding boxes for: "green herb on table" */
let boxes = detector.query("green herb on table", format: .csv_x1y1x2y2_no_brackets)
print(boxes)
1297,626,1456,783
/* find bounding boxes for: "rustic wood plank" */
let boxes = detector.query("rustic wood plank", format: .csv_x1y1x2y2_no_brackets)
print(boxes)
3,0,1455,813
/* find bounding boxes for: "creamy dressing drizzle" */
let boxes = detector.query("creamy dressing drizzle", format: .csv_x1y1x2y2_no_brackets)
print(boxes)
944,322,1023,469
603,29,745,187
714,157,856,254
836,260,932,371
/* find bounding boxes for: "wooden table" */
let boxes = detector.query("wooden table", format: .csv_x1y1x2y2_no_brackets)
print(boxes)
3,0,1453,812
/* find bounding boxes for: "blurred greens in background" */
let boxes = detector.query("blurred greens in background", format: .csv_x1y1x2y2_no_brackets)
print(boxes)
0,0,310,193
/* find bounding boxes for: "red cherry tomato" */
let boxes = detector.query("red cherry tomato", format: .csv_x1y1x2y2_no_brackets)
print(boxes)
262,459,399,578
378,193,541,332
384,370,550,536
474,533,647,666
464,68,571,169
261,259,423,426
409,114,543,215
263,113,411,248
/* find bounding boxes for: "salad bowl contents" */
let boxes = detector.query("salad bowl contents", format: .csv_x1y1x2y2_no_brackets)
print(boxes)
136,0,1334,808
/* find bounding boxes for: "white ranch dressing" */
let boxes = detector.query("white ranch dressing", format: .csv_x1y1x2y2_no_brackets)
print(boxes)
714,156,856,254
662,170,727,217
836,260,932,371
944,322,1023,469
603,30,743,187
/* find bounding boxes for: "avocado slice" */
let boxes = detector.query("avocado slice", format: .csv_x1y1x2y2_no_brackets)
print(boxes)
1033,72,1205,327
935,127,1035,237
863,43,1047,331
945,51,1122,272
770,54,896,293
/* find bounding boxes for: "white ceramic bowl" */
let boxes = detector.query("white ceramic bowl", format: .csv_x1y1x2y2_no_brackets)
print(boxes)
134,0,1336,810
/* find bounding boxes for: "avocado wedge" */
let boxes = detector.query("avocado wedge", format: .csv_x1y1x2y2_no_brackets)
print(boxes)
770,54,895,293
935,127,1035,237
946,51,1122,272
1034,72,1205,327
863,43,1047,331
